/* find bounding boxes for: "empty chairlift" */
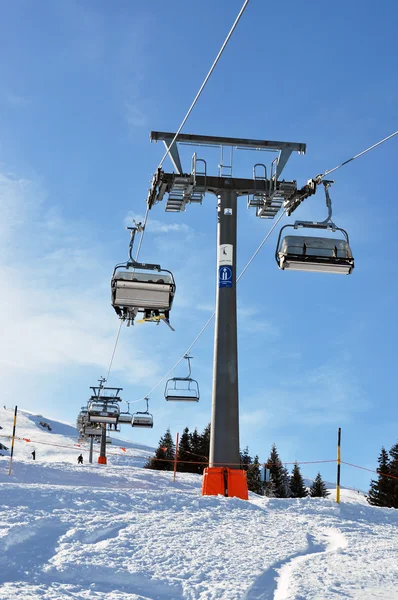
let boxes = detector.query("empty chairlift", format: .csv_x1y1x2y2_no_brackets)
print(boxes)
111,224,176,328
276,181,354,275
165,355,200,402
132,397,154,428
118,412,133,424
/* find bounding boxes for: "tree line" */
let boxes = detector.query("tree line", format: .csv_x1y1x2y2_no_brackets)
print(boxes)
367,441,398,508
145,426,329,498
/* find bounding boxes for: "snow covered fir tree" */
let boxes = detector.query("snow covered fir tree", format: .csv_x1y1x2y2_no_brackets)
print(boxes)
145,431,334,499
368,442,398,508
310,472,330,498
290,462,308,498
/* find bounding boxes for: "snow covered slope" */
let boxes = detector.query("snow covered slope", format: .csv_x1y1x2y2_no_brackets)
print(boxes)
1,409,398,600
0,406,155,468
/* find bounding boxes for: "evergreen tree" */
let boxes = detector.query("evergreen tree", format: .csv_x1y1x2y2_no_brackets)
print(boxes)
189,428,203,474
177,427,192,472
145,428,175,471
367,447,393,507
290,463,308,498
246,455,263,495
267,444,289,498
388,442,398,508
240,446,252,470
310,472,330,498
198,423,211,474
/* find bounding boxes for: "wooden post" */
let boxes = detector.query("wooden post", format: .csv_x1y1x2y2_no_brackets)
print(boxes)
8,406,18,476
336,427,341,504
174,432,179,482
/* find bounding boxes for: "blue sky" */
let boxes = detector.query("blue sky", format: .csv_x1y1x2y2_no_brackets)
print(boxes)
1,0,397,491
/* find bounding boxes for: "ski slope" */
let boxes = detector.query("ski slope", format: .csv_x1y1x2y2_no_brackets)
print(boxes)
1,408,397,599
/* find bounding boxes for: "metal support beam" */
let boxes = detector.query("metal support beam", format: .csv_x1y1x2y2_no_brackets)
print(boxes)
89,436,94,464
161,135,183,174
151,131,306,153
209,189,240,468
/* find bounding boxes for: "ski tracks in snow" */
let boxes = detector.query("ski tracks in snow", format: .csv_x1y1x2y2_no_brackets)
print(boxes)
242,528,348,600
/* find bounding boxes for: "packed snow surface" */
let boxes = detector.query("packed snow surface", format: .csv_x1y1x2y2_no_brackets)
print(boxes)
0,408,397,599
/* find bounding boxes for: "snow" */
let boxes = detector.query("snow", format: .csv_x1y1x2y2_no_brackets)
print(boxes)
1,408,398,599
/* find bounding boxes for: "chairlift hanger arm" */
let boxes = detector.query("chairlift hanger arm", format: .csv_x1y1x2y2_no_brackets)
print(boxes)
126,225,161,271
284,178,334,216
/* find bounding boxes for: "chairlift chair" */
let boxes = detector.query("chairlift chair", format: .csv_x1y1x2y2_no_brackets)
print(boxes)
88,400,120,424
132,397,154,428
111,225,176,327
165,355,200,402
276,181,354,275
118,412,133,424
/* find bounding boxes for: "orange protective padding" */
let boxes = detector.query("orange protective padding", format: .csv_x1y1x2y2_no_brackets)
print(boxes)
202,467,226,496
227,468,248,500
97,456,107,465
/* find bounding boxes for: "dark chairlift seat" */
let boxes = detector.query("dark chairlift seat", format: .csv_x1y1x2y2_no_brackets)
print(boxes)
118,412,133,424
165,355,200,402
277,233,354,274
276,181,354,275
132,397,154,428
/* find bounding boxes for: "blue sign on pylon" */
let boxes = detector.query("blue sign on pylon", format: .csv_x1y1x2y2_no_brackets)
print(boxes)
219,266,233,288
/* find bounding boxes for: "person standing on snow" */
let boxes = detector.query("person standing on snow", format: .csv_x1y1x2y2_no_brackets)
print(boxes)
77,454,83,464
31,450,36,460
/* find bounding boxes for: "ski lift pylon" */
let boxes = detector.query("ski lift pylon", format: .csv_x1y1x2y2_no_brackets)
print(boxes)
132,397,154,428
276,181,354,275
111,224,176,328
165,355,200,402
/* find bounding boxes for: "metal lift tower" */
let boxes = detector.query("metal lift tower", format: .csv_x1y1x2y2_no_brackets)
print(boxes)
88,383,123,465
147,132,307,498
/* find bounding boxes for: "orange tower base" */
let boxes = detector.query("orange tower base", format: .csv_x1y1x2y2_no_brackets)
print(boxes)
202,467,248,500
98,456,107,465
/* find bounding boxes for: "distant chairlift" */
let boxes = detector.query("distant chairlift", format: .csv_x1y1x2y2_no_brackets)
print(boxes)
88,400,120,425
132,397,154,428
165,355,200,402
118,412,133,424
276,181,354,275
111,224,176,329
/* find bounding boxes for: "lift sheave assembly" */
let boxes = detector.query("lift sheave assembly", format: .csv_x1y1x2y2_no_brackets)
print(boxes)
111,224,176,328
276,181,354,275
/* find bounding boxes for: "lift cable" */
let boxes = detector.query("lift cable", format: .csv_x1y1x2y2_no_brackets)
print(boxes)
320,129,398,179
101,205,151,388
104,1,250,397
134,204,150,262
104,319,123,384
157,0,250,170
132,209,286,403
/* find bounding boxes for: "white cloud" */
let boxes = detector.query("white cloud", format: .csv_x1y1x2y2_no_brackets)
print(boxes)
0,171,160,385
124,212,192,234
240,359,369,431
2,90,29,107
125,102,146,129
